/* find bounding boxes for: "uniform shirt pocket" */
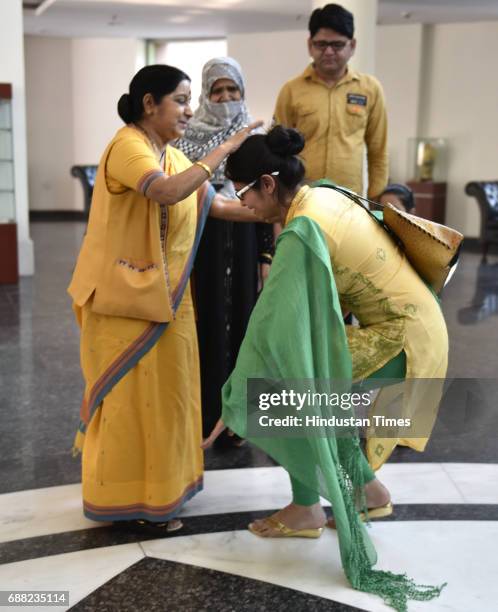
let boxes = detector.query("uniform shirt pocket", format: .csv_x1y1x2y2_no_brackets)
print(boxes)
295,103,320,140
344,104,367,136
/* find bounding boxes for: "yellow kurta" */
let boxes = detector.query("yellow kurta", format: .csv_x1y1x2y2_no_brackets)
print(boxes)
69,127,206,521
286,185,449,468
273,65,388,198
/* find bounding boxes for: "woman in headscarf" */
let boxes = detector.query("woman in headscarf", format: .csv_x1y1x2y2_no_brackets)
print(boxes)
176,57,275,443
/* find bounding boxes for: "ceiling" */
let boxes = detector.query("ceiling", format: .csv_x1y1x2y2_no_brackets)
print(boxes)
380,0,498,25
23,0,498,39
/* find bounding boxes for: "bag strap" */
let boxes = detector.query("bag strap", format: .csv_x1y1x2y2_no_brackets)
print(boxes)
311,179,403,248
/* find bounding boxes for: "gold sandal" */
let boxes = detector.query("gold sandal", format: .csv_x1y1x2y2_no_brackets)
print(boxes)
327,502,393,529
249,516,323,539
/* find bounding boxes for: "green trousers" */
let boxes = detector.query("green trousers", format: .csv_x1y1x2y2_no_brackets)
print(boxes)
290,350,407,506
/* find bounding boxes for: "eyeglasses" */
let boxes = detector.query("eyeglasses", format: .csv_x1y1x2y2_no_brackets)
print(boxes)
235,171,279,200
311,40,348,52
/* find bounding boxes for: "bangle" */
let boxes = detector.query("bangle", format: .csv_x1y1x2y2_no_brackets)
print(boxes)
194,161,213,179
259,253,273,265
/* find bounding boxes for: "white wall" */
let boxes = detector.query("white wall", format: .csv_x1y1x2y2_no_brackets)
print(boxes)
228,1,378,126
377,21,498,237
227,30,309,125
25,36,145,211
231,19,497,238
0,0,34,275
71,38,143,166
376,24,423,184
419,21,498,236
24,20,498,236
229,3,378,196
25,37,75,212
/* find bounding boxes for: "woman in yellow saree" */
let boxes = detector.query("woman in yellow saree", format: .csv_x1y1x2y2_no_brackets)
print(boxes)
68,65,262,533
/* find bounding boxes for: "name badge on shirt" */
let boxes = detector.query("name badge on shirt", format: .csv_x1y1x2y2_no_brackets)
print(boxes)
347,94,367,106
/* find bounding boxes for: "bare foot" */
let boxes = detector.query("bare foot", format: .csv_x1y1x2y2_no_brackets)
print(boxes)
249,502,326,537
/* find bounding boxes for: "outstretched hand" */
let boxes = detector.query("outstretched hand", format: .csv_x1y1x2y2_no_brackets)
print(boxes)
223,120,264,155
201,418,227,450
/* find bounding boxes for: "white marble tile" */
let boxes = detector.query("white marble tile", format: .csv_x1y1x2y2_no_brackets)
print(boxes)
0,543,144,611
376,462,466,504
143,521,498,612
370,521,498,611
183,463,466,517
0,484,105,545
441,463,498,503
179,466,295,517
0,463,486,545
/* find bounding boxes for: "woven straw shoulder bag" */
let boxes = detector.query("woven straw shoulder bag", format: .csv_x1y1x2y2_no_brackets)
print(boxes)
313,180,464,294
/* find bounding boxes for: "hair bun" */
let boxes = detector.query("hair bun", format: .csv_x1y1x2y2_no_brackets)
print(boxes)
265,125,304,157
117,93,133,123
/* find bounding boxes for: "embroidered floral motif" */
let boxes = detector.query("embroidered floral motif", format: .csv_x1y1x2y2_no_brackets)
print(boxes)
404,303,418,315
347,321,406,380
334,265,383,297
376,248,386,261
375,443,385,457
334,263,407,379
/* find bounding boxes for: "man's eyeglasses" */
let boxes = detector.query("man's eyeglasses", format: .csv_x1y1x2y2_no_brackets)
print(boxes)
235,171,279,200
311,40,348,52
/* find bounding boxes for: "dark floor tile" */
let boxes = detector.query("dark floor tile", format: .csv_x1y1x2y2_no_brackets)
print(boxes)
71,557,365,612
204,442,277,471
0,440,274,495
0,453,80,494
0,306,19,327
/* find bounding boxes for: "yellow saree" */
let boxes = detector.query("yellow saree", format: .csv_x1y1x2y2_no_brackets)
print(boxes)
70,138,213,521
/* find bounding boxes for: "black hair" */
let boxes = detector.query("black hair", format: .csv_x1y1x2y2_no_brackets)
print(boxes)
381,183,415,212
117,64,190,124
309,3,354,39
225,126,306,193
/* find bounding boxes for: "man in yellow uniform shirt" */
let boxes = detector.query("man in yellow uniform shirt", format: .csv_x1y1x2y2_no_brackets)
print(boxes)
273,3,388,199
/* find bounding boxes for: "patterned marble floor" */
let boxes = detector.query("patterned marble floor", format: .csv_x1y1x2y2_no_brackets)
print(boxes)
0,222,497,612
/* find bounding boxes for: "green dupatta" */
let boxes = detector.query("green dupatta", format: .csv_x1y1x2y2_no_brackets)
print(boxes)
222,215,444,612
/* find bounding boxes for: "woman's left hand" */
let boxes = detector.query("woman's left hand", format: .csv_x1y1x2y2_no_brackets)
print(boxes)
201,418,227,450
